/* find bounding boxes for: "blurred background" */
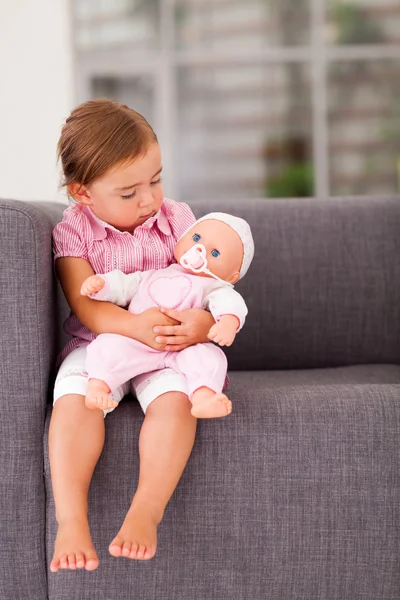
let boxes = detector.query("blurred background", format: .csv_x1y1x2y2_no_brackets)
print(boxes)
1,0,400,203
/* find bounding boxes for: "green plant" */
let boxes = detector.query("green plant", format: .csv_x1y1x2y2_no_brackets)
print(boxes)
331,2,385,44
266,163,314,198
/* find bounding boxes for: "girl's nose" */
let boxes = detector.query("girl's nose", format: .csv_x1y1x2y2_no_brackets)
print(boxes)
139,191,153,208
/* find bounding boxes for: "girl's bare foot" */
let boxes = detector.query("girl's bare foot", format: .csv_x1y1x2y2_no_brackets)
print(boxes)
109,503,161,561
50,517,99,572
191,387,232,418
85,379,118,411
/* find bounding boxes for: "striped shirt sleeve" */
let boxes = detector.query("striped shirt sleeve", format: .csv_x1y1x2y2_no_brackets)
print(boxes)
52,207,89,262
165,199,196,242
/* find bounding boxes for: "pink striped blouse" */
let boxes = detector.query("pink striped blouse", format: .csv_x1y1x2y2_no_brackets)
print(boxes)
53,199,196,364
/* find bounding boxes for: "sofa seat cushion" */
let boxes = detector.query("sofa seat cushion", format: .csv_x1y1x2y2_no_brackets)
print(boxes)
235,363,400,389
44,366,400,600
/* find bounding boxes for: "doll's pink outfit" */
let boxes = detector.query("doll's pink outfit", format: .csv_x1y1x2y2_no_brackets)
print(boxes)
86,263,248,398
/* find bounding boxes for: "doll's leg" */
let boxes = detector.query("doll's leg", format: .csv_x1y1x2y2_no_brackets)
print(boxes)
85,334,165,411
168,343,232,418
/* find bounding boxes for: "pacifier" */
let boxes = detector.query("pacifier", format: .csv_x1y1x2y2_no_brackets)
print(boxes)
180,244,208,273
179,243,233,286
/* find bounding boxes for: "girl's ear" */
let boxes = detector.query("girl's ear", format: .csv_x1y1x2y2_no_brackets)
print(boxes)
67,183,93,205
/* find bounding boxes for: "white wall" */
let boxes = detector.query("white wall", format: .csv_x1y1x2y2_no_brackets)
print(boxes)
0,0,74,203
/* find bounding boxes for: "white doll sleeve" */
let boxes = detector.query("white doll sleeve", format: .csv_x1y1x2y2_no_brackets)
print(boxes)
203,287,248,331
90,270,143,307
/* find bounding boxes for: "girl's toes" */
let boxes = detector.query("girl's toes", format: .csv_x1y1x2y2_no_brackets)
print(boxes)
60,555,68,569
109,545,121,557
122,542,131,557
109,537,123,557
137,544,146,559
50,558,60,573
129,544,139,559
67,554,77,569
76,553,85,569
84,552,99,571
144,546,156,560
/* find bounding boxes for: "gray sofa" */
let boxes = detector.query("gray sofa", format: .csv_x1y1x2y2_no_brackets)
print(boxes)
0,196,399,600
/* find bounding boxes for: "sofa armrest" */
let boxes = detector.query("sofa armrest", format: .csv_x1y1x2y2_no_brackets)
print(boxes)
0,198,59,599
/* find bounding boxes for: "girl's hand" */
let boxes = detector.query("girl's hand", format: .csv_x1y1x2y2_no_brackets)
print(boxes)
81,275,105,296
134,307,180,350
153,308,215,351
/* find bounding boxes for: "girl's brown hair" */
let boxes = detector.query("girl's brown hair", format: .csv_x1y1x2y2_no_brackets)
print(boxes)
58,99,158,189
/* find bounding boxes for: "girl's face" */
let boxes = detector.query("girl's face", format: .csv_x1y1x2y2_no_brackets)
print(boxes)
69,143,164,232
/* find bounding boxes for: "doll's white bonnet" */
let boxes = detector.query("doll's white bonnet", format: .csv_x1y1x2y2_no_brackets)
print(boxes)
192,212,254,279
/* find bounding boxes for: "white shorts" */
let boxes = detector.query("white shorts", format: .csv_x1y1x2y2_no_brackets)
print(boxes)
53,346,189,416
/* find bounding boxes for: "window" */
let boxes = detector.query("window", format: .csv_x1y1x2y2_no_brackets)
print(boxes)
73,0,400,200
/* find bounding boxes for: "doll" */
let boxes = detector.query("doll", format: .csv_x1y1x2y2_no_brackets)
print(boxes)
81,213,254,419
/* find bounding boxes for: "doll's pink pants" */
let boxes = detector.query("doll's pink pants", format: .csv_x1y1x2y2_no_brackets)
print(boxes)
86,333,228,399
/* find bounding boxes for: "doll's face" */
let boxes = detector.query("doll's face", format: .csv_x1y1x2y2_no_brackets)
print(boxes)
174,219,243,284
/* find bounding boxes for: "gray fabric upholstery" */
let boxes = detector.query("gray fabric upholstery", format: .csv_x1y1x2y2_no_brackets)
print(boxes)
0,199,55,600
44,376,400,600
0,196,399,600
190,197,400,370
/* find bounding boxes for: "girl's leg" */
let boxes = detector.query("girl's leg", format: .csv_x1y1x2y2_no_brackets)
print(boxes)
49,393,104,572
109,391,196,560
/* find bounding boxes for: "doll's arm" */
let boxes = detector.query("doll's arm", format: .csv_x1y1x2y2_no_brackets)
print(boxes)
203,287,248,347
81,270,142,306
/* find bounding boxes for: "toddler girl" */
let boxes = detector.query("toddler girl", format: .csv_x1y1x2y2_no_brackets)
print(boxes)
49,99,215,572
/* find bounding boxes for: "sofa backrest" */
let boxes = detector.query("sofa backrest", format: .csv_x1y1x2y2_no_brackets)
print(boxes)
189,196,400,370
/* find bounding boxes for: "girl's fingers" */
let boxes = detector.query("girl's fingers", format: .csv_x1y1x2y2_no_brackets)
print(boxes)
165,343,191,352
159,307,183,323
153,325,181,336
155,335,188,345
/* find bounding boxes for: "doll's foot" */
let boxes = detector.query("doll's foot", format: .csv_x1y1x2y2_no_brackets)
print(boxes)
109,501,160,561
85,379,118,411
50,517,99,572
191,387,232,419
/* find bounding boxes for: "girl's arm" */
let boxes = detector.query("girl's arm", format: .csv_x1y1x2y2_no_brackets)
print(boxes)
56,257,177,349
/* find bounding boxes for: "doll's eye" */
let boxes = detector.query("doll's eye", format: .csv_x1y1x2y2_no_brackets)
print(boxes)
211,249,220,258
192,234,201,242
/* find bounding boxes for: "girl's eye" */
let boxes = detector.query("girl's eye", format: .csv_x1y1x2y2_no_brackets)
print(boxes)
121,191,136,199
151,177,162,186
192,234,201,242
211,249,220,258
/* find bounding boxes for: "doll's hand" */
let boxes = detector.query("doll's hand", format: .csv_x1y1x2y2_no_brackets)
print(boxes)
207,315,239,347
81,275,105,297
